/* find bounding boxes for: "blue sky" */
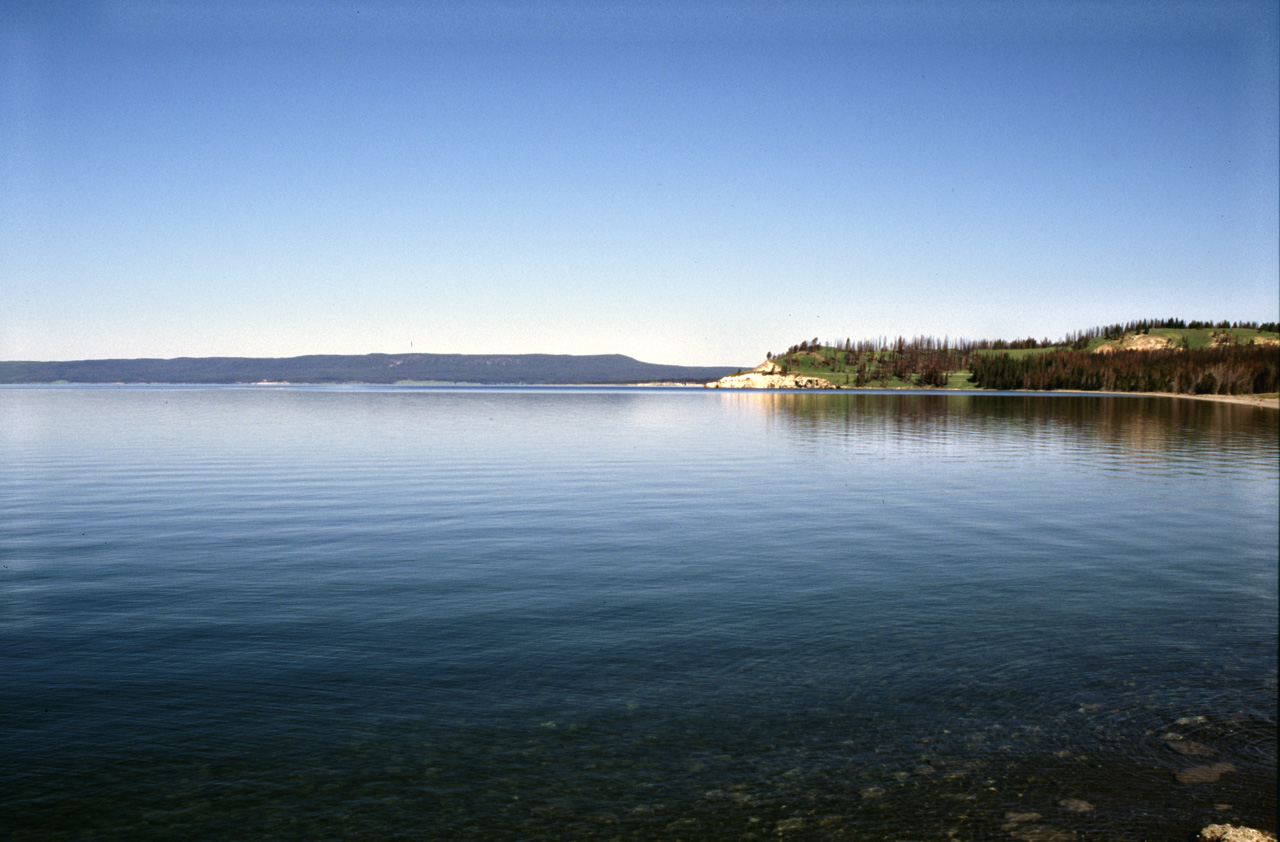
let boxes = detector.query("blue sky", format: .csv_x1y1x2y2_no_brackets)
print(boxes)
3,1,1277,365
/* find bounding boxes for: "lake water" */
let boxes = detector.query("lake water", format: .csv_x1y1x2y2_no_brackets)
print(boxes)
1,386,1275,841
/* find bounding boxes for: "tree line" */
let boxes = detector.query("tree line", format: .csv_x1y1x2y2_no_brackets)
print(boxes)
970,345,1279,395
1063,319,1280,349
774,321,1280,359
776,335,980,356
770,337,970,387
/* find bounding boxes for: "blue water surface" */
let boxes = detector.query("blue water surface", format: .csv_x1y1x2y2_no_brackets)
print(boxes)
1,386,1275,840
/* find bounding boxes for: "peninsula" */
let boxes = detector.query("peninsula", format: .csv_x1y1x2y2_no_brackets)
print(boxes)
707,319,1280,400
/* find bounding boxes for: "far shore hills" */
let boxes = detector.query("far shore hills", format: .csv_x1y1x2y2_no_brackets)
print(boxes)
3,320,1277,407
0,353,738,387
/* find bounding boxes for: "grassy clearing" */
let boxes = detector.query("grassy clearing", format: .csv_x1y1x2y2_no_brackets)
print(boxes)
945,371,979,389
1090,327,1279,352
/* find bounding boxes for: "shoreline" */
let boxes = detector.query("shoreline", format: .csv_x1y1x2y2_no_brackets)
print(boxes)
6,381,1278,408
1103,391,1279,409
703,378,1280,408
979,389,1279,408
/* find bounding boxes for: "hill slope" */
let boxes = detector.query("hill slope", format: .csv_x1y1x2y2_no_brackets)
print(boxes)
0,354,739,385
724,324,1279,394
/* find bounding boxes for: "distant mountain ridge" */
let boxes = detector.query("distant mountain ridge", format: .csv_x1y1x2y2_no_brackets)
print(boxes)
0,353,739,385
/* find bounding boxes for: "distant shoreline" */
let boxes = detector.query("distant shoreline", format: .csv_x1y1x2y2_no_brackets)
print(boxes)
4,381,1276,408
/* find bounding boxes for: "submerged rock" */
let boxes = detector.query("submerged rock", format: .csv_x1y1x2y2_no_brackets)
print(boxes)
1002,812,1042,832
1058,798,1093,813
1002,809,1079,840
1166,738,1216,756
1198,824,1277,842
1177,762,1237,784
1010,826,1077,841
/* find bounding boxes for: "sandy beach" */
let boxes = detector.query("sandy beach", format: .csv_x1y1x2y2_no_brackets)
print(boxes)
1125,392,1280,410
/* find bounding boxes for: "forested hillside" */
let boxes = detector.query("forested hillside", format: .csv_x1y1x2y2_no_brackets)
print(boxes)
970,345,1278,393
761,320,1279,395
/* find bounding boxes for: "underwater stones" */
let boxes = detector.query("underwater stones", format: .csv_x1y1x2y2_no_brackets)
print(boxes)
1198,825,1276,842
1058,798,1093,813
1003,810,1077,841
774,817,805,833
1165,738,1216,756
1010,827,1077,842
703,789,752,804
531,804,573,818
860,787,885,799
1176,762,1237,784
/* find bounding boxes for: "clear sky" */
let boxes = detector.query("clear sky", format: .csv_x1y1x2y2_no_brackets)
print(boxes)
3,1,1277,365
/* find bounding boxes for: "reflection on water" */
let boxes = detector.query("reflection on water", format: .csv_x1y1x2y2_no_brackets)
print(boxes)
0,386,1275,841
748,390,1276,462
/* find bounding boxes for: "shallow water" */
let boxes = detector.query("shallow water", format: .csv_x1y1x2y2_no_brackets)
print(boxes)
1,386,1276,840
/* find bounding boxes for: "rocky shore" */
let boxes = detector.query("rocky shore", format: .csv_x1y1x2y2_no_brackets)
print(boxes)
703,360,838,389
1199,825,1276,842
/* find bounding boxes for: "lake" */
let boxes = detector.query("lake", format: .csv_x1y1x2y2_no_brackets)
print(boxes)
1,386,1275,840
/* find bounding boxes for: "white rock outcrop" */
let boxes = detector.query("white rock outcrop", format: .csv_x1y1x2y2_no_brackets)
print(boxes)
1094,334,1175,353
1199,825,1276,842
705,360,838,389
